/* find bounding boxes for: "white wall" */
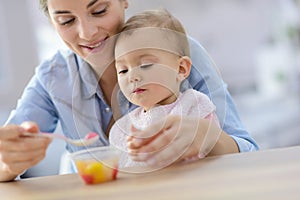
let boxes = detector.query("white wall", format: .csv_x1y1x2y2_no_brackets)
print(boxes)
0,1,39,112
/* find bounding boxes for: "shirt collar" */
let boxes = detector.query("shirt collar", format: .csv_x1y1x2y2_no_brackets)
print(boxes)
75,55,99,99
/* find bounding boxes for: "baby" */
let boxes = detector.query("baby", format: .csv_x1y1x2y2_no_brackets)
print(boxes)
109,9,219,170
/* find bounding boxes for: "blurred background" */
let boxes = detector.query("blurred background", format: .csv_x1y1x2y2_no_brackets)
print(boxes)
0,0,300,177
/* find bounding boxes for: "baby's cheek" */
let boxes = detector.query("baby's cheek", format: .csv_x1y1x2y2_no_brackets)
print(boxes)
145,65,177,88
119,80,130,95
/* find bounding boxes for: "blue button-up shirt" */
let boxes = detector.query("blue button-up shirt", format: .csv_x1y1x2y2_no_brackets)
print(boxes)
6,37,258,153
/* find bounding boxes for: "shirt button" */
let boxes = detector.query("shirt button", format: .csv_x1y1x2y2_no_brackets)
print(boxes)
105,107,110,113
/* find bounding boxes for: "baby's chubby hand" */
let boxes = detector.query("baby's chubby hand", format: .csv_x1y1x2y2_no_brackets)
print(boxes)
125,115,221,167
126,116,184,166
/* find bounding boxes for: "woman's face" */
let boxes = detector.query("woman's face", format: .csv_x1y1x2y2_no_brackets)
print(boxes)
47,0,128,60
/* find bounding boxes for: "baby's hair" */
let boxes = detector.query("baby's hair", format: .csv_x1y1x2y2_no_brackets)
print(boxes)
119,8,190,57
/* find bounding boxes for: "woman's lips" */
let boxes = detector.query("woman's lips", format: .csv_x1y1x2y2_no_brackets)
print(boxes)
86,42,102,49
80,37,108,53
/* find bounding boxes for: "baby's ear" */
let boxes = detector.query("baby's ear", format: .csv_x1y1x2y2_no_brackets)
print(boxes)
177,56,192,82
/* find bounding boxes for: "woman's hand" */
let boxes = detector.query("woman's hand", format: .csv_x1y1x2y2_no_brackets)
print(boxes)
0,122,52,182
127,115,239,168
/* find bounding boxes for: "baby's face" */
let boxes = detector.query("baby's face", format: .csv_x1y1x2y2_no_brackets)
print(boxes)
115,46,182,111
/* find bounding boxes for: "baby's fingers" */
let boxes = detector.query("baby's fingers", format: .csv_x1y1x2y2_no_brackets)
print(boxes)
127,125,163,149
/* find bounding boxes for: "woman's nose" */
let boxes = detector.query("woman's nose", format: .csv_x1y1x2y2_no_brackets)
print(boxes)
78,20,98,40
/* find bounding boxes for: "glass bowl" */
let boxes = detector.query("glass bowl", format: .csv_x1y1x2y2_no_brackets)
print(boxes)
70,146,120,185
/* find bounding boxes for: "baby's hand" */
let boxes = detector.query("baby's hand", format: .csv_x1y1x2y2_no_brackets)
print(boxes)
126,115,217,167
126,121,170,164
127,125,154,149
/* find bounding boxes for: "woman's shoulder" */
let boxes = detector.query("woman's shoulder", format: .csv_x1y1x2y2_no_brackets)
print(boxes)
186,36,224,91
34,49,83,91
35,49,81,81
37,49,76,73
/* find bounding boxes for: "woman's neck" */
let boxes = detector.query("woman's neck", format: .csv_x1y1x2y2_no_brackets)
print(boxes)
98,63,117,84
97,63,118,107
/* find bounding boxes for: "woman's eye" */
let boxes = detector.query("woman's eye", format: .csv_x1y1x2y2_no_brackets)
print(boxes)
140,63,153,69
92,8,107,15
59,18,75,26
118,69,128,74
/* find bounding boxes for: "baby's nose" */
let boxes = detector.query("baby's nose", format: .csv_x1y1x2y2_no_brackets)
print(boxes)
129,70,142,82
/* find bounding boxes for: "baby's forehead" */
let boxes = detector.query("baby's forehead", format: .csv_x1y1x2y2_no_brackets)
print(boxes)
115,27,183,58
115,48,176,65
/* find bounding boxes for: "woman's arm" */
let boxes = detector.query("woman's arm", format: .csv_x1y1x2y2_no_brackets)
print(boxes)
5,73,58,132
186,36,259,152
1,54,61,182
127,115,239,167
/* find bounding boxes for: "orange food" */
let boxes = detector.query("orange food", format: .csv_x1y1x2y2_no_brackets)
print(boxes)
75,159,118,184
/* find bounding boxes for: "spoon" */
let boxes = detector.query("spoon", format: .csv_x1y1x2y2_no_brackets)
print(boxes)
23,132,99,147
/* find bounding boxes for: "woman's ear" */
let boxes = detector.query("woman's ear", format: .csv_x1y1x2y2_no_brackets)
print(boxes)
177,56,192,82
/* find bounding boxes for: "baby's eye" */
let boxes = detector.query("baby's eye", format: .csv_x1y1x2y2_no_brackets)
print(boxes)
118,69,128,74
140,63,153,69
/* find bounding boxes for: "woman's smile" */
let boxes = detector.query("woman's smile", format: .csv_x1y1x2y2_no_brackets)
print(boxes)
79,36,109,54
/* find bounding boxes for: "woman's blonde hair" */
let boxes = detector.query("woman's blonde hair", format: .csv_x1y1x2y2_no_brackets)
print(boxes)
39,0,49,16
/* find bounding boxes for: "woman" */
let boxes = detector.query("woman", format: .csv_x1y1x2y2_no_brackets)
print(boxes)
0,0,258,182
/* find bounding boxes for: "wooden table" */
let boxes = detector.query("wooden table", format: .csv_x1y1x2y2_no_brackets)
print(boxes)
1,146,300,200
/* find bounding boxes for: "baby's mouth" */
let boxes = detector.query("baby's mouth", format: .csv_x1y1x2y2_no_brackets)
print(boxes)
133,88,146,94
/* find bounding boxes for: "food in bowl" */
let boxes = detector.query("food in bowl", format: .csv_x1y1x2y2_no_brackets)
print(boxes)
71,146,120,184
